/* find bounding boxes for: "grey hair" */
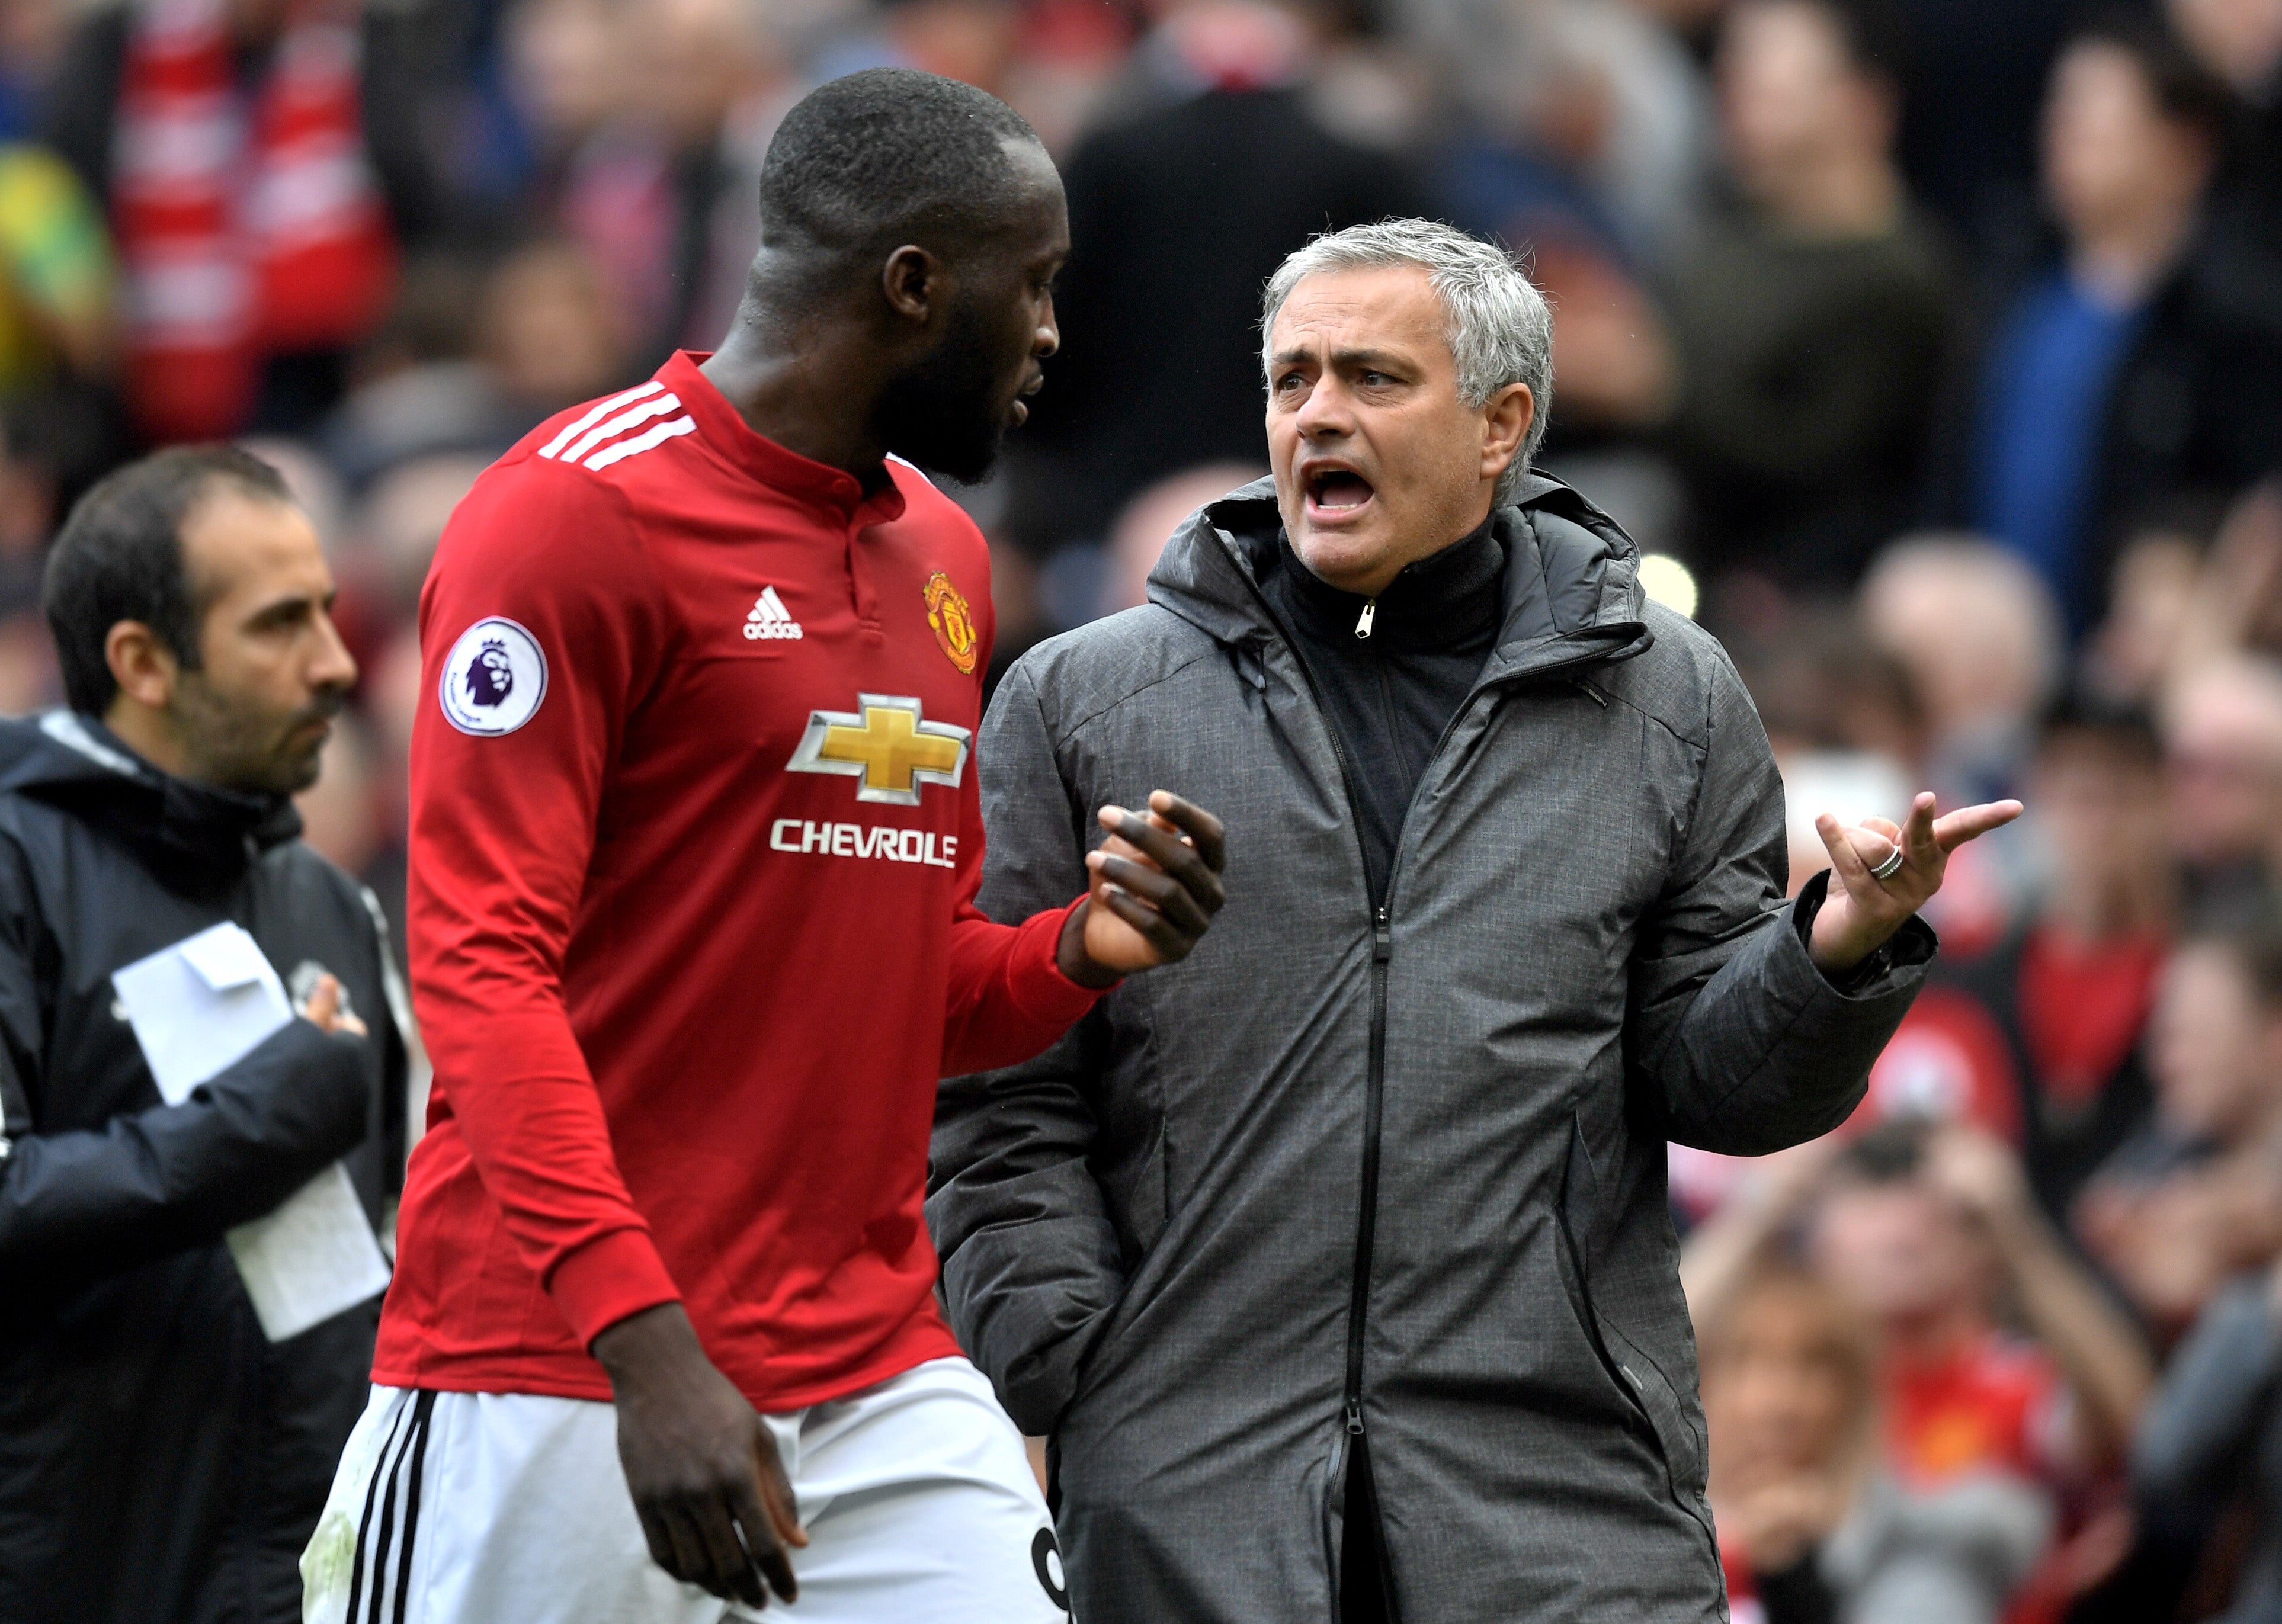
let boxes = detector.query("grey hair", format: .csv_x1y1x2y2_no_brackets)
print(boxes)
1260,219,1555,506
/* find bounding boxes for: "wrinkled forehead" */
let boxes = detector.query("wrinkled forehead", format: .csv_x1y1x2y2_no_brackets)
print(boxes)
1264,262,1450,363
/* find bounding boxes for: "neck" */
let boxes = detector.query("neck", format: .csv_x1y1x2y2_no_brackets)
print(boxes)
101,701,193,782
1759,149,1902,237
700,301,890,476
1278,512,1505,650
2069,198,2197,307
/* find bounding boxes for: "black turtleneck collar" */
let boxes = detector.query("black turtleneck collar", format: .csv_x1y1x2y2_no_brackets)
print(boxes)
1257,512,1509,907
1268,511,1505,654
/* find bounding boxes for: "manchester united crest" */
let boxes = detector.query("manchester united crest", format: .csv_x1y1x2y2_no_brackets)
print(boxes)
922,571,979,675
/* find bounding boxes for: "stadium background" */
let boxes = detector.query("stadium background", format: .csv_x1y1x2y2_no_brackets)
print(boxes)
3,0,2281,1617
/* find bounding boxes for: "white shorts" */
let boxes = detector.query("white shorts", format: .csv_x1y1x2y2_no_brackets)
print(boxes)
301,1356,1072,1624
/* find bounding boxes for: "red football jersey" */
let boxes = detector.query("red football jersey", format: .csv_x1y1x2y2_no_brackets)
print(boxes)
374,351,1104,1411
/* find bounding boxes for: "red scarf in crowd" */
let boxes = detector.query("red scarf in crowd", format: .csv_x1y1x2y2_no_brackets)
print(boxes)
112,0,394,442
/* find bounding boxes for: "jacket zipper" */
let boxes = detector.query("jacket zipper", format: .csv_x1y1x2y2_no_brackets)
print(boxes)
1218,538,1632,1479
1343,903,1392,1450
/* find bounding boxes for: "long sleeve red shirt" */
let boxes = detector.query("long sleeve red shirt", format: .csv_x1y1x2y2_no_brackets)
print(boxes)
373,351,1104,1410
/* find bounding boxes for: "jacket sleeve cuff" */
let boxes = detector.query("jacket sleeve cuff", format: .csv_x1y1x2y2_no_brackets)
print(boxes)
549,1227,682,1349
1789,869,1938,997
1005,896,1116,1026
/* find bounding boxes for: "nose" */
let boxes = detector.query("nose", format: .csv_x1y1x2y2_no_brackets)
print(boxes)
1293,373,1351,441
309,604,358,695
1034,293,1059,360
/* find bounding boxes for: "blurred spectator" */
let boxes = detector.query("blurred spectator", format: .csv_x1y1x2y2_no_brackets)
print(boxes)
1101,460,1265,614
322,239,626,483
0,409,58,715
1665,0,1953,587
1860,534,2060,808
478,236,626,417
2172,479,2282,678
338,449,488,620
0,0,73,141
1888,0,2076,252
2079,495,2225,702
1699,1260,1879,1624
2171,0,2282,96
1941,695,2171,1228
2161,653,2282,913
0,142,114,400
514,0,799,370
1632,0,1729,57
1729,603,1927,767
1956,14,2282,635
1686,1122,2156,1624
2077,921,2282,1343
1001,0,1426,556
2170,0,2282,287
35,0,461,441
1425,0,1703,489
1419,0,1712,268
2130,1250,2282,1624
1438,124,1678,457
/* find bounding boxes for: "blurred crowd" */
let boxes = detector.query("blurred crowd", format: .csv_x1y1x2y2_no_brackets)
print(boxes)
5,0,2282,1617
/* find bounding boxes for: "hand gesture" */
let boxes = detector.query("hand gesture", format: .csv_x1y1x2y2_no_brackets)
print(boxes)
1058,791,1227,987
299,973,367,1038
592,1304,807,1608
1809,792,2021,973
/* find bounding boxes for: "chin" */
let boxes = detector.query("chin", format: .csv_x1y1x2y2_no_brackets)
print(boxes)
1292,528,1392,590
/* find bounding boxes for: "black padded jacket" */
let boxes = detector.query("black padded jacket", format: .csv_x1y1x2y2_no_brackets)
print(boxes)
0,712,407,1624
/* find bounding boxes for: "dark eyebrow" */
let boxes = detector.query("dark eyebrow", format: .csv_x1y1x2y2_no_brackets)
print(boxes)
242,588,331,629
1270,346,1409,370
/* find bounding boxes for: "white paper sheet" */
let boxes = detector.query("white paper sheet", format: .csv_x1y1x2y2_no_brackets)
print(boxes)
110,923,390,1341
112,922,294,1106
225,1164,393,1341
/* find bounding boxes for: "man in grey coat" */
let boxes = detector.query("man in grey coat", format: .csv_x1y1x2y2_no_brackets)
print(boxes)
928,219,2020,1622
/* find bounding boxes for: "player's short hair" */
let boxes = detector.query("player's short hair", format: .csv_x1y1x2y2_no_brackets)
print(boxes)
758,68,1043,264
44,444,291,715
1260,219,1555,506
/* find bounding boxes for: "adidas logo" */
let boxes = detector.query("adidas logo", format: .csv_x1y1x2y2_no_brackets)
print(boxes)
743,586,803,641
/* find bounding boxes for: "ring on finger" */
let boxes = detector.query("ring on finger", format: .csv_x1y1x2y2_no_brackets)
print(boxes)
1870,846,1906,881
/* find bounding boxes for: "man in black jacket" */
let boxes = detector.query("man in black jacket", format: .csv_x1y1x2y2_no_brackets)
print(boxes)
0,445,408,1624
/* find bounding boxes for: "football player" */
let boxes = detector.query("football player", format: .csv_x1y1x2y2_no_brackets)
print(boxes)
303,68,1225,1624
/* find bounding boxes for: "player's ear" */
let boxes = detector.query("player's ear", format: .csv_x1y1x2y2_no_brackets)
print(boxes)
880,246,941,327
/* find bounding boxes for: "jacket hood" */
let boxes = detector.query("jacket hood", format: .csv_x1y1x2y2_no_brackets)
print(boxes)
1145,472,1653,683
0,711,303,887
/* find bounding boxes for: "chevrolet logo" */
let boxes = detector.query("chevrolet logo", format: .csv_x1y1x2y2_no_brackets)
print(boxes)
785,694,972,805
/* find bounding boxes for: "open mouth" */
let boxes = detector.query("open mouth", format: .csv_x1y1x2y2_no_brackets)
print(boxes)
1306,468,1376,517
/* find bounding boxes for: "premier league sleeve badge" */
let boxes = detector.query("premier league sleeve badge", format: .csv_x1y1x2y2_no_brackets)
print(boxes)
439,617,549,736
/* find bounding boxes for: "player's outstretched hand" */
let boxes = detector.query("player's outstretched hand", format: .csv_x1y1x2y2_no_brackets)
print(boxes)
1058,791,1227,988
1808,791,2023,973
593,1303,807,1608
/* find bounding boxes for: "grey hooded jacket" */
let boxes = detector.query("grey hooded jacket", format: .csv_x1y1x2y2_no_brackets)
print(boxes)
929,476,1934,1622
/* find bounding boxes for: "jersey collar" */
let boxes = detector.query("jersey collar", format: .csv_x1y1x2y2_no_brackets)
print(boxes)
662,351,909,528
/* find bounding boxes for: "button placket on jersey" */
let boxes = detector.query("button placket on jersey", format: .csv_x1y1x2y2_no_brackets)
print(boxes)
847,517,883,640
